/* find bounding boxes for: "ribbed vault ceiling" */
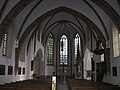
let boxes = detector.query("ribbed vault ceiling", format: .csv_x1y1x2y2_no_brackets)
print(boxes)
0,0,120,48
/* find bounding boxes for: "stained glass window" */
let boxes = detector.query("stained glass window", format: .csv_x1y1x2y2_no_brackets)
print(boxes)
47,34,54,65
74,33,81,65
60,35,68,65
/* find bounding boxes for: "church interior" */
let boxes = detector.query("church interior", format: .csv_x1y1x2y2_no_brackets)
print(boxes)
0,0,120,90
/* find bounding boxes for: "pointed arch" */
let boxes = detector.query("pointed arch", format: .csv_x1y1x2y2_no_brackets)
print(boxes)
83,48,92,80
35,48,44,76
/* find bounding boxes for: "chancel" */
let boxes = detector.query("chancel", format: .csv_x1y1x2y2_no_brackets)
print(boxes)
0,0,120,90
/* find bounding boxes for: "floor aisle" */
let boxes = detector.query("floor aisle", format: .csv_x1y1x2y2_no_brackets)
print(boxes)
57,77,69,90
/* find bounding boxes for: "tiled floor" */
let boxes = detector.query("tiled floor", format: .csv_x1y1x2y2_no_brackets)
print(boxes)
57,77,69,90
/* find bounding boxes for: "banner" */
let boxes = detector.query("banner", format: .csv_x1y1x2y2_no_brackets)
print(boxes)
52,76,56,90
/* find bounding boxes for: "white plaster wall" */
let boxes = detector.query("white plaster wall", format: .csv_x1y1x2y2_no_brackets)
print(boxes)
0,22,27,84
110,23,120,87
101,21,120,87
26,38,37,80
26,43,32,79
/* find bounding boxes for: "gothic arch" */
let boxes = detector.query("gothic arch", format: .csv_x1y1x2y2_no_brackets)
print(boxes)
83,48,92,80
34,48,44,76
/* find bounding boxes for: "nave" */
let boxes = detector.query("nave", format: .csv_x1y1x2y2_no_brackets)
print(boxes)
1,0,120,88
0,76,120,90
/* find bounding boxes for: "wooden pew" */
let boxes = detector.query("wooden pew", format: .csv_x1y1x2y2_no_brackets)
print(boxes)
67,79,120,90
0,77,51,90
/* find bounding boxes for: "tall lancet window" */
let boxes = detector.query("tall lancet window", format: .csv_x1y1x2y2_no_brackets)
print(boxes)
60,35,68,65
3,33,7,56
74,33,81,65
47,34,54,65
112,24,120,57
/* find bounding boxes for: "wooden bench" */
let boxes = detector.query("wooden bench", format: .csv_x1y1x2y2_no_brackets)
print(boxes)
68,79,120,90
0,78,51,90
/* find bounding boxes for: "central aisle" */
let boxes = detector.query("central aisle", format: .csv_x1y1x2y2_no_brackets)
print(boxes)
57,77,69,90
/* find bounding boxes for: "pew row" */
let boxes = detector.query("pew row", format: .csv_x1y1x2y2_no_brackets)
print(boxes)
68,79,120,90
0,78,51,90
